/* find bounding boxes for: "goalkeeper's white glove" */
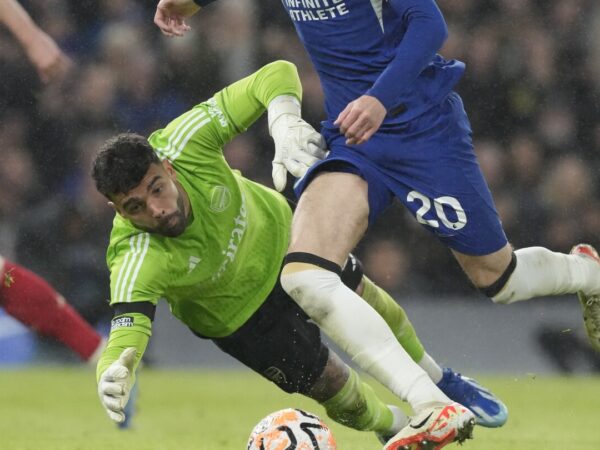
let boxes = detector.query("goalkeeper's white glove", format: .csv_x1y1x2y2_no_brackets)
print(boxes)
268,95,327,192
97,347,137,423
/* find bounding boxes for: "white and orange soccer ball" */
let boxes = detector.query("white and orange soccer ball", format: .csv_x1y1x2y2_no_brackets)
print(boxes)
247,408,337,450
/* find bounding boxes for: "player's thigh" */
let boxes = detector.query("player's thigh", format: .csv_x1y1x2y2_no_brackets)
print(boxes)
289,171,369,267
402,181,506,246
391,146,508,260
210,282,330,395
372,92,508,257
452,243,513,288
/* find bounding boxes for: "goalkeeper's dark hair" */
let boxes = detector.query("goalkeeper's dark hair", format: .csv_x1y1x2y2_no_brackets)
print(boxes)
92,132,161,199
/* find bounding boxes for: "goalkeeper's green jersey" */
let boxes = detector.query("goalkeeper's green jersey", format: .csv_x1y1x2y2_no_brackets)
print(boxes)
106,61,299,338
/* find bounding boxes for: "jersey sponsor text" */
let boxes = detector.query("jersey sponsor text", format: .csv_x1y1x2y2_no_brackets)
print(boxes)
213,193,248,281
283,0,349,22
111,316,134,330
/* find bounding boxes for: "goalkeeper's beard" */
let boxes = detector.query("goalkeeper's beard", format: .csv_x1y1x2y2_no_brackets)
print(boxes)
142,194,188,237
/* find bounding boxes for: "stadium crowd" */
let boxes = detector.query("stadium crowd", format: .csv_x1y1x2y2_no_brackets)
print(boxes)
1,0,600,327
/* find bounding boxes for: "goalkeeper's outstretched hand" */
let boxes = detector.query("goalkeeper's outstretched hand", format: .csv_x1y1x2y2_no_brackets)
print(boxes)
154,0,199,37
98,347,137,424
271,116,328,192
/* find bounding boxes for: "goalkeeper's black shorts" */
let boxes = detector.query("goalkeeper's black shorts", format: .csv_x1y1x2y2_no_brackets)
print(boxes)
209,279,328,394
194,254,364,395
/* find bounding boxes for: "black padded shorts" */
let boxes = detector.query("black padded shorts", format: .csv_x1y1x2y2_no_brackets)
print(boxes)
197,254,364,395
210,280,329,394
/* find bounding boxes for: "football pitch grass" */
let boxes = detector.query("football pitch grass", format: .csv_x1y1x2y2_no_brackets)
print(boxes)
1,368,598,450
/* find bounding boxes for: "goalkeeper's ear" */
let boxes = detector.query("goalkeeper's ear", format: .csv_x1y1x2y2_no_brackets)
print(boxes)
108,201,119,215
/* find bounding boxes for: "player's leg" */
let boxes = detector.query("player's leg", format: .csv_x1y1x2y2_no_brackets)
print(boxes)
454,243,600,352
391,90,600,353
315,350,479,447
312,351,408,438
211,286,407,440
360,275,508,428
339,255,429,367
341,255,507,427
0,257,104,362
280,171,453,412
415,93,600,351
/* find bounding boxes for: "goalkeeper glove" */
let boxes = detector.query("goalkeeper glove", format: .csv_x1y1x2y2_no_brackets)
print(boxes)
97,347,137,423
268,95,327,192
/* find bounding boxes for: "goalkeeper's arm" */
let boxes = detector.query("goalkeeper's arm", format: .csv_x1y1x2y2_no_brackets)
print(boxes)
214,60,327,191
96,304,154,423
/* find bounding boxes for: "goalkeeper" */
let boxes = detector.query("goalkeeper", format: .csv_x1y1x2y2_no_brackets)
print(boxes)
93,60,506,440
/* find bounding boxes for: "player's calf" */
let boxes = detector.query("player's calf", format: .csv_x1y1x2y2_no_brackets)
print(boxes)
471,246,600,304
473,244,600,352
281,253,451,409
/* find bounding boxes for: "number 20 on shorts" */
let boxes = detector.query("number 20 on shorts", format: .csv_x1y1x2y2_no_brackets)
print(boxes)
407,190,467,231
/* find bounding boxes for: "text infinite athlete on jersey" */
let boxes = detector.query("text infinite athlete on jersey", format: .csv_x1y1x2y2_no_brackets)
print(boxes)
283,0,349,22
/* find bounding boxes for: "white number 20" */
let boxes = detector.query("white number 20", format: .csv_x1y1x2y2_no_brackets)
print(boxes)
407,191,467,231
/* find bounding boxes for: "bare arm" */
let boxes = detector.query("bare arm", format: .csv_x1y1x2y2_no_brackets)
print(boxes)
0,0,71,83
154,0,202,37
0,0,38,42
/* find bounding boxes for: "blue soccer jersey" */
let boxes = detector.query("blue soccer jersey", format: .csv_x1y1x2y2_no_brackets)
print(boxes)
283,0,509,256
280,0,465,123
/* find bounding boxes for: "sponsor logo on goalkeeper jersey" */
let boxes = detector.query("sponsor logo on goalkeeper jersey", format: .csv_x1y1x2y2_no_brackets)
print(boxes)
111,316,134,330
212,193,248,280
283,0,349,22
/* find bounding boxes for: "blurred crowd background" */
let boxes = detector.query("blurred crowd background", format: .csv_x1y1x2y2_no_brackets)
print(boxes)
2,0,600,331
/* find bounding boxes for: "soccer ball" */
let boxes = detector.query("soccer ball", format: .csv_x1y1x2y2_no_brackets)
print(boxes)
247,408,337,450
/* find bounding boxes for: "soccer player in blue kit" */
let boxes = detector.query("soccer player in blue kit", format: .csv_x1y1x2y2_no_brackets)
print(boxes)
155,1,600,449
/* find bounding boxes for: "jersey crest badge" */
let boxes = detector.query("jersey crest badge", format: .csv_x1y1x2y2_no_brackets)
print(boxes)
210,185,232,212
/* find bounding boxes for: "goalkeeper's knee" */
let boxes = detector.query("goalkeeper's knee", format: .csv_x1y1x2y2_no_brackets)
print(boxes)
280,252,343,320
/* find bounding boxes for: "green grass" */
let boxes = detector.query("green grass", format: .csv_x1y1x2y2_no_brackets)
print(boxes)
0,368,599,449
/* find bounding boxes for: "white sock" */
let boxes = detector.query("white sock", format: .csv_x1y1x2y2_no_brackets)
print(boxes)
493,247,600,304
418,353,443,384
281,268,450,411
387,405,409,434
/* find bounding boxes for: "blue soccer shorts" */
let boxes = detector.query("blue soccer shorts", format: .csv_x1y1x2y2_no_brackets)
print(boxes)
294,91,508,256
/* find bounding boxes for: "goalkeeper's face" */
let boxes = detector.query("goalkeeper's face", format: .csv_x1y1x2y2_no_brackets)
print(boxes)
111,161,189,237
